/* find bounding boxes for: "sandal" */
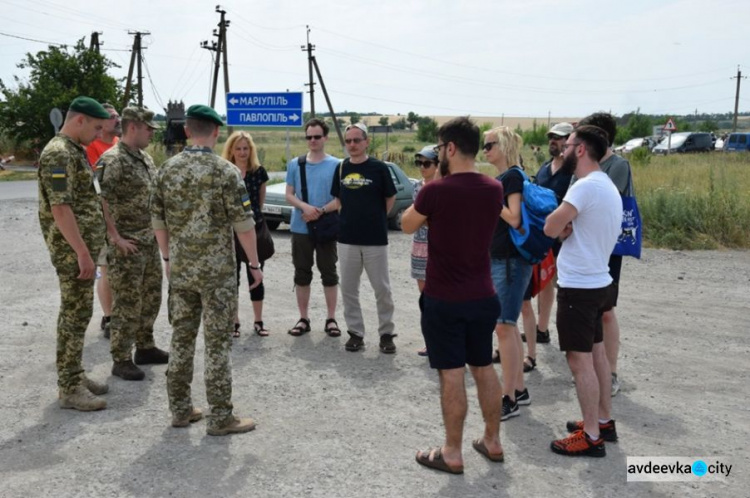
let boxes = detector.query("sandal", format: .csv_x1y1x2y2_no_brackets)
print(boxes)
324,318,341,337
415,447,464,475
417,347,428,357
472,438,505,462
254,321,270,337
232,323,240,338
523,356,537,373
492,349,501,364
288,318,311,337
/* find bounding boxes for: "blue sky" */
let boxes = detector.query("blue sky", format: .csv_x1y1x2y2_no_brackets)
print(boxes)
0,0,748,118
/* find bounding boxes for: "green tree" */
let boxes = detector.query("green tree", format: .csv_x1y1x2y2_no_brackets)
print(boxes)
624,111,652,139
0,39,122,146
416,116,438,142
392,117,407,130
378,116,389,127
349,112,361,125
407,111,420,130
699,119,718,132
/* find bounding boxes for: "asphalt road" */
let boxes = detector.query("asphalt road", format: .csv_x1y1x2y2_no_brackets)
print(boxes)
0,180,37,201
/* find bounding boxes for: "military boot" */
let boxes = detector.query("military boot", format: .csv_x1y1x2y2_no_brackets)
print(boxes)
134,347,169,365
112,360,145,381
172,408,204,428
81,374,109,395
59,385,107,411
206,416,257,436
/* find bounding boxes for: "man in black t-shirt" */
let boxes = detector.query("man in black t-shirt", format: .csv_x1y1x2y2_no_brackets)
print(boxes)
331,123,397,353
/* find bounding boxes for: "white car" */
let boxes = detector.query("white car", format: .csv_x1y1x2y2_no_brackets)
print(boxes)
615,138,650,154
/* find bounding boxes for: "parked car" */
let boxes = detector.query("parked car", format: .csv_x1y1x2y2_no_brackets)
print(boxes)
652,132,713,155
723,132,750,152
262,161,416,231
615,137,654,154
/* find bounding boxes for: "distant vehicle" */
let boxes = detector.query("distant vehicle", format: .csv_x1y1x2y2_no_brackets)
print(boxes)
714,137,725,150
262,161,416,231
615,137,655,154
652,132,713,155
723,132,750,152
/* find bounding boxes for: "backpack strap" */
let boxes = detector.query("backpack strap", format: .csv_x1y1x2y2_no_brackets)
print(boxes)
298,155,308,203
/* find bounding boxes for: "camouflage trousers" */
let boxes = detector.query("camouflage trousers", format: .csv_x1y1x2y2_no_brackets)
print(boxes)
167,283,237,429
56,273,95,393
108,243,162,362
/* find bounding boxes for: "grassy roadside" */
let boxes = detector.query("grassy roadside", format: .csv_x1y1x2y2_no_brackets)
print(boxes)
0,170,36,181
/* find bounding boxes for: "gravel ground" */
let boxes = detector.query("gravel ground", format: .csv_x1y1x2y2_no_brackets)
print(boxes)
0,190,748,497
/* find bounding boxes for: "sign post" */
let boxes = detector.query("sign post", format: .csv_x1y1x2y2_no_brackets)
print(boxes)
663,118,677,155
49,108,63,133
225,92,304,128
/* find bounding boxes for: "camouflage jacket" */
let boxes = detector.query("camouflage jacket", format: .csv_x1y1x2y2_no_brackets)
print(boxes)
97,141,157,245
38,133,105,274
151,146,255,290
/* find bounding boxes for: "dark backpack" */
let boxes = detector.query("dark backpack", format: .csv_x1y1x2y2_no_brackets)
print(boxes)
508,167,558,264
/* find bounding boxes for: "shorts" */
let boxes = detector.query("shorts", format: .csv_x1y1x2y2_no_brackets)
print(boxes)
291,233,339,287
491,257,533,325
421,294,500,370
97,245,108,267
608,254,622,308
556,284,615,352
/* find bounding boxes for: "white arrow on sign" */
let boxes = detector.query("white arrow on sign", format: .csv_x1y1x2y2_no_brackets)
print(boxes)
289,113,300,122
228,97,239,106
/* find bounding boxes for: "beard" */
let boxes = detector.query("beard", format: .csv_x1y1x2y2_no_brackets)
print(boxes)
549,143,560,157
560,152,577,175
439,156,451,177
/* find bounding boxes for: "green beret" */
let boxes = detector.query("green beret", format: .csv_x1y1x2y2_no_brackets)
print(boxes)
69,96,111,119
122,106,159,129
186,104,223,126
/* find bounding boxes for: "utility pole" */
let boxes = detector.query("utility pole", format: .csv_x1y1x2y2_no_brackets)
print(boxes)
731,66,745,132
311,56,344,150
202,6,230,115
301,26,316,117
123,31,149,108
89,32,102,53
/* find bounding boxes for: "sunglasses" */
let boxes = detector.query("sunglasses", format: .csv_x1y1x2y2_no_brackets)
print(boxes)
414,159,436,168
344,138,364,144
482,141,498,152
305,135,323,140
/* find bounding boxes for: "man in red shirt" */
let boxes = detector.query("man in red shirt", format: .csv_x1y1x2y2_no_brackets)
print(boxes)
85,103,121,338
403,116,505,474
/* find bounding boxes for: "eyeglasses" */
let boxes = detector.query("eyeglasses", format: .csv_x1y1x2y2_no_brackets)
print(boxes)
414,159,436,168
563,142,583,150
305,135,323,141
482,141,498,152
344,138,364,144
432,143,449,155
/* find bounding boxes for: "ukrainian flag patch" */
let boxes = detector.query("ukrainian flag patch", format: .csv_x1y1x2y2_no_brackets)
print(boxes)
51,169,66,179
241,194,251,207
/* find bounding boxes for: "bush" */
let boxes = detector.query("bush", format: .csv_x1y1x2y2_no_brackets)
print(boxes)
402,145,415,153
629,146,651,166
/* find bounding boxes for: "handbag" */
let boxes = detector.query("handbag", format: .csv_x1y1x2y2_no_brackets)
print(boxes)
612,168,642,259
530,248,556,298
299,155,340,245
256,219,275,262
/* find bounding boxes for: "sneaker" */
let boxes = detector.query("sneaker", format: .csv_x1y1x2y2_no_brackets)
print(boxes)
536,328,551,344
207,416,256,436
81,374,109,395
112,360,145,381
501,395,519,421
134,347,169,365
345,332,364,352
379,334,397,354
566,419,618,442
515,388,531,406
59,385,107,411
172,408,204,428
550,430,606,457
101,316,111,339
611,373,621,397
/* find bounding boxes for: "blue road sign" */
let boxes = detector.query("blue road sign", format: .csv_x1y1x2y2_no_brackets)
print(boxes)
226,92,304,127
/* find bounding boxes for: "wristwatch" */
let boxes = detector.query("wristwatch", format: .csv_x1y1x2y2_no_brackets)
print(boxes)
249,264,261,270
321,206,327,214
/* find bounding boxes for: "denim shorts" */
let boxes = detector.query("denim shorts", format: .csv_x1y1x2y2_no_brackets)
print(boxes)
491,257,533,325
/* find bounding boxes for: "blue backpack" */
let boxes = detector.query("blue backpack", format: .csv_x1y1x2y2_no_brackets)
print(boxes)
508,167,558,264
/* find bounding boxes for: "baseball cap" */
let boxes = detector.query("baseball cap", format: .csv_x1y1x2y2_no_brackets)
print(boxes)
415,145,438,161
345,122,368,137
122,106,159,129
547,122,574,138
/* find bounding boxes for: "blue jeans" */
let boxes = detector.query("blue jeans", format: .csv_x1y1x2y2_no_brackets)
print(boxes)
491,257,533,325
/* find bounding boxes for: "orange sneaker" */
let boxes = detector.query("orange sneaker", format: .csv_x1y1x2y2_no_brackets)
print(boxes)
551,430,606,457
565,419,618,442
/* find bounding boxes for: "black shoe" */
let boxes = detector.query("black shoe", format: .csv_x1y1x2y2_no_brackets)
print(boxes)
112,360,145,381
501,395,519,421
134,347,169,365
537,328,551,344
515,388,531,406
344,332,364,352
565,419,618,442
101,316,111,339
379,334,397,354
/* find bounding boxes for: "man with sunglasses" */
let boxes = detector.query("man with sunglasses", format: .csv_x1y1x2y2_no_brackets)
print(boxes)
285,118,342,337
331,123,397,353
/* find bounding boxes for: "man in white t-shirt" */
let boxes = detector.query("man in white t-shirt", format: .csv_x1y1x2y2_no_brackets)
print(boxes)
543,125,622,457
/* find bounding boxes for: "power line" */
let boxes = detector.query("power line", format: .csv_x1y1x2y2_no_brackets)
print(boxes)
142,56,165,110
0,30,66,47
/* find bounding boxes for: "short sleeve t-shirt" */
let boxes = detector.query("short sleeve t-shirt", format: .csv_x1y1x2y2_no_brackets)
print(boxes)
331,157,397,246
243,166,269,223
86,137,119,167
414,172,504,302
557,171,622,289
286,154,340,234
490,166,524,260
535,160,572,205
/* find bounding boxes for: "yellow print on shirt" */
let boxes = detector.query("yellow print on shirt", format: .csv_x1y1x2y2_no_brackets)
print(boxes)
342,173,373,189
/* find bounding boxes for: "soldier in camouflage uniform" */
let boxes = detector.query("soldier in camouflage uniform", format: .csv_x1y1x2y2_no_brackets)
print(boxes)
37,96,111,411
97,107,169,381
151,104,263,435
